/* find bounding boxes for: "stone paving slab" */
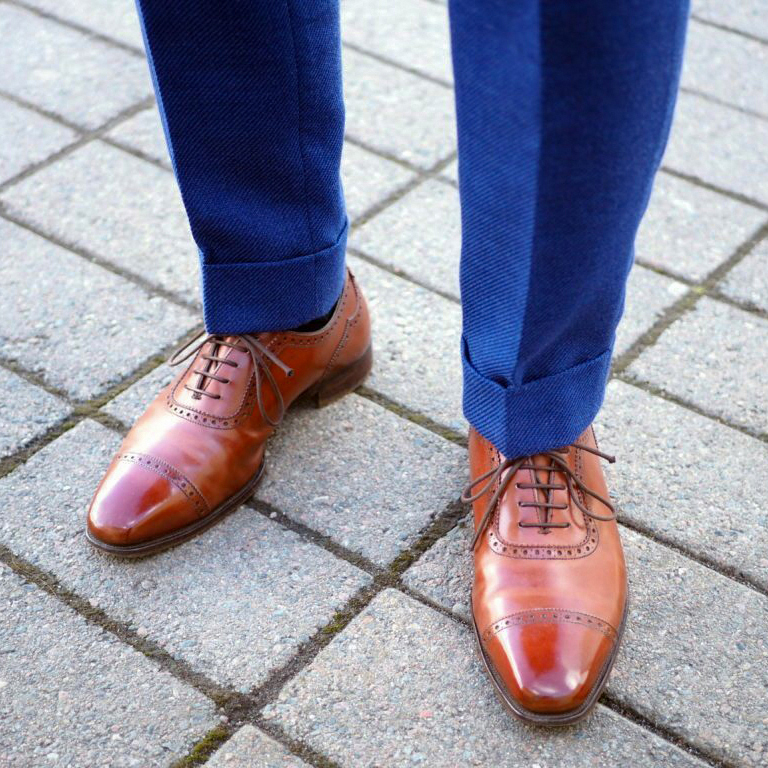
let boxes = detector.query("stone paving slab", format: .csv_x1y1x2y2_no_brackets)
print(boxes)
1,140,200,304
0,367,71,460
344,48,456,169
0,563,216,767
0,218,196,402
256,394,466,565
635,172,766,282
0,95,77,184
720,239,768,313
207,726,310,768
682,20,768,117
0,419,372,692
615,266,688,357
663,92,768,206
402,522,768,767
342,0,453,84
348,255,465,433
598,381,768,590
351,178,461,299
343,142,416,222
266,589,705,768
692,0,768,41
440,159,459,185
628,297,768,436
0,5,151,129
20,0,145,50
101,363,176,427
107,106,171,168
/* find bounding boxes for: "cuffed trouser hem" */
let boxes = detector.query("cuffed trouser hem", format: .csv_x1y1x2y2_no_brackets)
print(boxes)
462,344,613,458
200,221,348,333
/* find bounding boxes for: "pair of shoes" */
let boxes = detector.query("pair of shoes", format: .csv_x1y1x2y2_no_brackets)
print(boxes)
86,268,627,724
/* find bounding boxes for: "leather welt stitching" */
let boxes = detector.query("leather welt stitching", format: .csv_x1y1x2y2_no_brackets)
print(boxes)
482,609,618,644
118,452,210,515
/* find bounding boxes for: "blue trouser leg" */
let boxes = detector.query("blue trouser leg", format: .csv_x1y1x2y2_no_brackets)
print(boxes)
134,0,347,333
449,0,690,458
136,0,689,457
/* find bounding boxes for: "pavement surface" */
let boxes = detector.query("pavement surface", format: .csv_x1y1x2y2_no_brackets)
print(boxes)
1,1,767,766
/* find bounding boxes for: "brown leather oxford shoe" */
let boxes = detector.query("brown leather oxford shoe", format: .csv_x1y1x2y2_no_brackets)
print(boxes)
464,425,627,725
87,269,371,556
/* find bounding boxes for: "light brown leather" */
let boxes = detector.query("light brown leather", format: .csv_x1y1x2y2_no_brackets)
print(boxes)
468,425,627,721
87,269,371,553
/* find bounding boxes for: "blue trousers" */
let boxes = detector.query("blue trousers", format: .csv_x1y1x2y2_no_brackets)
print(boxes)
135,0,689,458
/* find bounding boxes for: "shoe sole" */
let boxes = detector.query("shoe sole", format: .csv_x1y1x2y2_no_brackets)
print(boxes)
471,591,629,726
86,345,373,559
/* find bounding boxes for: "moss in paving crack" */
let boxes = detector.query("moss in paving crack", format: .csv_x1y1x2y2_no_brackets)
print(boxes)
170,726,230,767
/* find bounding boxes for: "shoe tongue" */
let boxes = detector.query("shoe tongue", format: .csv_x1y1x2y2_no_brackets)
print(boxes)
529,449,572,509
173,336,251,413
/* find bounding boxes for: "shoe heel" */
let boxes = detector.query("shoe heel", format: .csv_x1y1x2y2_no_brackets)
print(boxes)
304,345,373,408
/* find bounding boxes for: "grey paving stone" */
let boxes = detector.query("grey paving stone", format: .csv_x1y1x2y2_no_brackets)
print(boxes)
403,521,768,767
720,239,768,313
107,105,170,168
612,529,768,768
0,419,372,692
256,394,466,565
663,92,768,206
627,297,768,435
101,362,176,427
342,141,416,223
0,5,151,129
0,96,76,184
0,219,196,401
0,563,215,767
344,48,456,169
1,140,200,304
342,0,452,84
349,256,465,433
615,265,688,357
636,172,766,282
692,0,768,41
350,178,461,299
267,589,705,768
682,20,768,117
208,726,310,768
440,159,459,184
0,367,71,459
598,380,768,589
22,0,145,49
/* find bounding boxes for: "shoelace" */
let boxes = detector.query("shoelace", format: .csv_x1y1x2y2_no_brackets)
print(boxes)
462,444,617,551
169,331,294,426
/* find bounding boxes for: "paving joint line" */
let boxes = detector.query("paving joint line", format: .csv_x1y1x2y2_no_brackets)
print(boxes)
0,326,199,481
342,40,453,90
612,218,768,376
7,0,146,57
690,13,768,49
679,85,768,124
617,513,768,599
0,205,199,314
0,97,155,194
660,167,768,212
616,373,768,445
357,385,467,447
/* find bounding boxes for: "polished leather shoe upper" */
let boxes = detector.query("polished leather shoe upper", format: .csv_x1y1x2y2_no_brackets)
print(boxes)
466,425,627,720
87,270,371,550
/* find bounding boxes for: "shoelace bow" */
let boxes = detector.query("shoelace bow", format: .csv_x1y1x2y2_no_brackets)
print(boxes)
169,331,294,426
461,444,617,551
